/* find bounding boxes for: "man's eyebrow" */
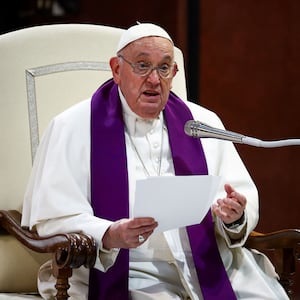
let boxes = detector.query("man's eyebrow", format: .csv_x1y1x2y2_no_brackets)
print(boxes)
135,53,173,61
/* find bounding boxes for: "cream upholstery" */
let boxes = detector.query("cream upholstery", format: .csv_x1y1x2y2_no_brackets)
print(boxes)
0,24,187,298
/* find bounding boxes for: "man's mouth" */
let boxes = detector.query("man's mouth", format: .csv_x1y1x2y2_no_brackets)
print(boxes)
143,90,160,97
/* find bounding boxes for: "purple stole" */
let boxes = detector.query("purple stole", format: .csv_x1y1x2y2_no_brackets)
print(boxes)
89,79,236,299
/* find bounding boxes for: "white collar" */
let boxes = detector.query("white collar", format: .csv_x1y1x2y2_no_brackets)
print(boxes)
118,87,163,136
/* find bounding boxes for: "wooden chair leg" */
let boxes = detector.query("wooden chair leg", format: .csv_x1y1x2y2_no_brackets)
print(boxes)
53,267,72,300
280,248,295,297
52,232,97,300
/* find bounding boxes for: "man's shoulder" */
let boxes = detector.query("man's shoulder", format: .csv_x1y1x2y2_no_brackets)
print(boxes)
184,101,223,127
56,98,91,119
51,98,91,132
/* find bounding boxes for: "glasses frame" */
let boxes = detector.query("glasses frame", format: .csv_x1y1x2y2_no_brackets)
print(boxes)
118,55,178,79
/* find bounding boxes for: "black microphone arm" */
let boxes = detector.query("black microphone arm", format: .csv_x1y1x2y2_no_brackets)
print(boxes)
184,120,300,148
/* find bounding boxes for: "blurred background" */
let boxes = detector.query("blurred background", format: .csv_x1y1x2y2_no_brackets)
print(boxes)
1,0,300,282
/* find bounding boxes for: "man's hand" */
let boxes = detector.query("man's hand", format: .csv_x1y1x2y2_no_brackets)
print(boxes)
212,184,246,225
102,217,158,249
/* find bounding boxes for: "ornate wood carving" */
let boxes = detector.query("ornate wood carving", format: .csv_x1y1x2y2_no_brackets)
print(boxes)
0,210,97,300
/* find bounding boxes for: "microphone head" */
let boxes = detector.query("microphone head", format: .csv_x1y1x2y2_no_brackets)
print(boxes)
184,120,245,142
184,120,212,138
184,120,194,136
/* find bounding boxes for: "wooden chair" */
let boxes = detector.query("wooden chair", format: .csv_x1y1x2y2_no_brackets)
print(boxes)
246,229,300,299
0,23,299,299
0,210,96,300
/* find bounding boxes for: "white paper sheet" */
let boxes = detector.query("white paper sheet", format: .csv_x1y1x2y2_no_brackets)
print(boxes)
134,175,221,232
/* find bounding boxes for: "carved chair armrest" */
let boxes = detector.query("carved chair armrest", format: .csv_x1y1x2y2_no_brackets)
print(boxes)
245,229,300,299
0,210,97,300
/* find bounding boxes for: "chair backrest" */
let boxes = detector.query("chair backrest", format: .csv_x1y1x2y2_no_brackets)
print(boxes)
0,23,187,212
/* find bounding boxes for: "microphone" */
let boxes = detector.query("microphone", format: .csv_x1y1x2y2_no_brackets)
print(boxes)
184,120,300,148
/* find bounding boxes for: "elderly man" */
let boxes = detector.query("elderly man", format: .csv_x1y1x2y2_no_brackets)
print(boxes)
22,23,288,299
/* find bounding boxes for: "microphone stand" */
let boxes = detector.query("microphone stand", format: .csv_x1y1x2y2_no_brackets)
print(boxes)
184,120,300,148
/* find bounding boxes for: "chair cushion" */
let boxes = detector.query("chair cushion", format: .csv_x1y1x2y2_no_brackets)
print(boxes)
0,235,50,293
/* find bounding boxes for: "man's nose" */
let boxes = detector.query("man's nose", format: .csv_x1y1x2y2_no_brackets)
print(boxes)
147,68,160,83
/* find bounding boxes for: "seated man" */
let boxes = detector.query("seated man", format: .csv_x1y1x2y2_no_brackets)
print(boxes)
21,23,288,300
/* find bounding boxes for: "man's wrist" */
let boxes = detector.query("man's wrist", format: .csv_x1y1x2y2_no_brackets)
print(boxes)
224,212,245,229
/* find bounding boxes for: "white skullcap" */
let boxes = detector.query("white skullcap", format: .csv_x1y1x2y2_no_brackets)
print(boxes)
116,22,173,53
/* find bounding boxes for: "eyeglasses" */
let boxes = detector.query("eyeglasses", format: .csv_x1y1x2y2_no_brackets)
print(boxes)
118,55,178,79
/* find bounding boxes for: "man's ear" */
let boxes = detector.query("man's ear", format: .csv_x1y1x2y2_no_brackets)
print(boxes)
172,62,178,77
169,62,178,90
109,57,121,84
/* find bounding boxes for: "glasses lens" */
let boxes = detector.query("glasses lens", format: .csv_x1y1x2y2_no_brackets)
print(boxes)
119,55,176,78
158,65,171,78
136,64,173,78
135,62,151,75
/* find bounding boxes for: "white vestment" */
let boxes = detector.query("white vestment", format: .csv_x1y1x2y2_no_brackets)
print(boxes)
21,94,288,300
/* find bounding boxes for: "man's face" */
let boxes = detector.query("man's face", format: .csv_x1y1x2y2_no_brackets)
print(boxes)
110,36,177,119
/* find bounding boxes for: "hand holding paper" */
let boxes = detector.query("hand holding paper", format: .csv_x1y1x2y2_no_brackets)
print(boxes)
134,175,221,232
